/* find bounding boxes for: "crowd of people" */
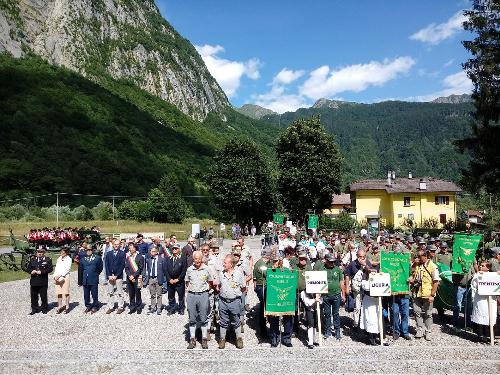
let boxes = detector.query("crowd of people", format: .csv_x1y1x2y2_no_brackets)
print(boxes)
26,226,100,247
26,226,499,349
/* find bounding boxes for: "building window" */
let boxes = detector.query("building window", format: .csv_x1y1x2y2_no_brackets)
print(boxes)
440,214,447,224
435,196,450,205
404,197,411,207
408,213,414,221
398,214,402,218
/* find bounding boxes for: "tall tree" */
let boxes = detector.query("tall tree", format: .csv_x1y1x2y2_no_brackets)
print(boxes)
457,0,500,193
276,116,342,221
148,174,190,223
207,138,276,224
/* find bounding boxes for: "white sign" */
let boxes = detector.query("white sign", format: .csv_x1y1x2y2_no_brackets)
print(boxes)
305,271,329,294
119,232,164,242
369,273,391,297
290,226,297,236
191,224,200,238
477,272,500,296
286,221,293,228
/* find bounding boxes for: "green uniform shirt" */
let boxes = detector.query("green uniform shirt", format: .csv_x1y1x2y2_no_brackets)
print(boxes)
253,258,269,286
436,253,453,268
297,263,313,292
313,260,325,271
367,251,380,265
325,265,343,296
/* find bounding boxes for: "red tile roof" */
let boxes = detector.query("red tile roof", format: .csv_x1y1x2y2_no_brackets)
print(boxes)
332,193,351,205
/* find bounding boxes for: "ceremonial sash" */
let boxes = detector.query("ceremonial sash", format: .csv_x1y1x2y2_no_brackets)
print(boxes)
126,253,139,273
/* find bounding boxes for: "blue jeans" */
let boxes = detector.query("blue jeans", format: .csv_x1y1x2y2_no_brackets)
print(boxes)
453,285,472,327
392,295,410,336
323,294,341,336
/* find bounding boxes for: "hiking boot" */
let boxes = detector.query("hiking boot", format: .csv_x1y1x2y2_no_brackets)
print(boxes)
218,338,226,349
201,338,208,349
187,339,196,349
424,331,432,341
414,330,424,339
236,337,244,349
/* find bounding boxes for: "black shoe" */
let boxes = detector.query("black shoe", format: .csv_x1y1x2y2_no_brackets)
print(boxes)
128,308,136,314
178,310,185,315
307,344,314,349
393,334,400,341
167,310,176,316
271,343,278,348
84,307,92,314
41,310,48,314
29,311,38,315
282,342,293,348
136,308,142,314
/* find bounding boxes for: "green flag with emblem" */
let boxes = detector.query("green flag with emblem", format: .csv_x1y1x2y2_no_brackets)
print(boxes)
265,269,298,316
451,234,482,274
273,213,285,224
308,215,319,229
380,252,410,294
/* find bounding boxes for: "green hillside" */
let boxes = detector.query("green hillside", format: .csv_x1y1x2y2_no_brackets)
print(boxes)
0,54,279,202
262,101,473,187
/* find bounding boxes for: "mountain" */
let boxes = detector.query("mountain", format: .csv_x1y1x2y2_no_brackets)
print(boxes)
261,100,473,187
311,98,358,109
236,104,277,119
431,94,473,104
0,0,227,121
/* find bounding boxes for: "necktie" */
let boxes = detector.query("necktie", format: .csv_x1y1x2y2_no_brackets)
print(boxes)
152,258,156,278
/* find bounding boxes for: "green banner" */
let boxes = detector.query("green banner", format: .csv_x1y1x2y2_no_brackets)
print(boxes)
273,213,285,224
265,269,298,316
380,252,410,294
451,233,482,274
308,215,319,229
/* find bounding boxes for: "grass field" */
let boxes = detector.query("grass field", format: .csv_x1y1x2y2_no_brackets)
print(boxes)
0,219,220,245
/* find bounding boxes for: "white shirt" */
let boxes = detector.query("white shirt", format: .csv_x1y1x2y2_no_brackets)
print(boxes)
53,256,72,278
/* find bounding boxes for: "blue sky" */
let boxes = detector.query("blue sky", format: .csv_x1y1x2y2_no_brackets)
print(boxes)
156,0,473,113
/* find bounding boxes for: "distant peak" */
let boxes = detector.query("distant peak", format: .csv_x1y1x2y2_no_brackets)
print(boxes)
311,98,355,109
236,104,277,119
431,94,472,104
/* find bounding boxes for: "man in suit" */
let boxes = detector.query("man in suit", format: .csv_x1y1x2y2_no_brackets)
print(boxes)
78,244,103,314
165,243,187,315
143,246,167,315
125,243,145,314
104,240,126,314
27,246,54,315
182,237,196,267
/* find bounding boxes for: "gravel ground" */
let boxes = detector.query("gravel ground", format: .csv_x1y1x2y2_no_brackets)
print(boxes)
0,237,498,374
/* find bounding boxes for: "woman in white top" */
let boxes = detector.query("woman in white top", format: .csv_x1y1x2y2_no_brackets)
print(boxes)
471,260,497,342
53,247,72,314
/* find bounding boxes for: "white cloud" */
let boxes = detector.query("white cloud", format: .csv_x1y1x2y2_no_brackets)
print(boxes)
195,44,260,98
299,57,415,100
408,71,473,101
253,84,310,114
443,59,455,67
272,68,305,85
410,11,467,45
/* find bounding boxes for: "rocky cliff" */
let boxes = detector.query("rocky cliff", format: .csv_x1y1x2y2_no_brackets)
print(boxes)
0,0,229,121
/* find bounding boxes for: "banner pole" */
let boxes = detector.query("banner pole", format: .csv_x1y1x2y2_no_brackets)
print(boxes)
316,298,322,347
378,296,383,346
488,295,494,346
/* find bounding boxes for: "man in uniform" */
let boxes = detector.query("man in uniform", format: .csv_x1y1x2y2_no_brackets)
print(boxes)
436,242,452,268
232,246,251,333
124,243,145,314
253,247,271,338
489,247,500,272
185,250,213,349
217,254,246,349
366,244,380,269
323,253,345,340
78,244,103,314
27,246,53,315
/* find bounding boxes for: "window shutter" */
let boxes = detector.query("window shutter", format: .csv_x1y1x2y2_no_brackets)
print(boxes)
435,196,439,205
445,196,449,205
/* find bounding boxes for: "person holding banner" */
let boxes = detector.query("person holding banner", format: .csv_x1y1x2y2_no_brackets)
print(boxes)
301,290,321,349
471,261,497,342
125,243,145,314
409,249,440,340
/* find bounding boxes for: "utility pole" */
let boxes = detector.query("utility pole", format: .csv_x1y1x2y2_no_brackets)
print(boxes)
112,196,115,221
490,193,493,228
56,192,59,227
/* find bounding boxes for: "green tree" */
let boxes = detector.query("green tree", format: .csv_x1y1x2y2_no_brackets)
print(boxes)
457,1,500,193
117,200,151,222
207,138,276,224
148,175,190,223
73,205,94,221
276,116,342,221
92,201,113,220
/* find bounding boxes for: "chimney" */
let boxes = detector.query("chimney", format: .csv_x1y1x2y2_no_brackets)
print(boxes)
387,171,391,185
408,172,412,179
419,178,427,190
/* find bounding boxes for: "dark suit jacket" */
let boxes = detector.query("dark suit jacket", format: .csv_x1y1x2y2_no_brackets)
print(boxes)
165,255,187,282
124,253,144,280
105,250,126,279
182,244,194,267
78,255,103,286
143,256,168,286
27,256,53,286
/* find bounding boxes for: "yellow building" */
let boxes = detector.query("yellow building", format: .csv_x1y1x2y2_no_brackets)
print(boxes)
350,174,461,229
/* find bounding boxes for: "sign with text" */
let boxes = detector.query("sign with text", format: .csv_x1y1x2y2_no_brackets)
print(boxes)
368,273,392,297
273,213,285,224
451,234,482,274
265,269,298,316
305,271,328,294
477,272,500,296
308,215,319,229
380,252,410,294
